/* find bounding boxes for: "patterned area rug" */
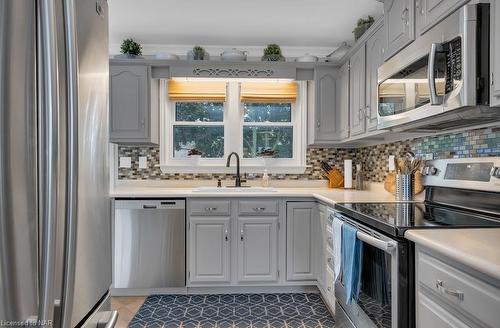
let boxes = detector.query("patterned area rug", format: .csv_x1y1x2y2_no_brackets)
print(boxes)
128,293,335,328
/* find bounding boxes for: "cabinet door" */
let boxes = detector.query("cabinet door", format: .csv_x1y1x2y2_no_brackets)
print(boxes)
311,66,348,142
316,204,327,289
415,0,469,36
110,65,150,142
384,0,415,60
417,291,470,328
365,26,386,131
189,217,230,283
492,0,500,107
237,217,278,282
286,202,316,281
349,45,366,137
336,62,350,139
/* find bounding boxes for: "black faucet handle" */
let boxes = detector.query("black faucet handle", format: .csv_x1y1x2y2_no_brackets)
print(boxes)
217,179,222,187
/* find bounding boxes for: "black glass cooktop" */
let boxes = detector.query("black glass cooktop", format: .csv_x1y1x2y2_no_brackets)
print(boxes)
334,202,500,237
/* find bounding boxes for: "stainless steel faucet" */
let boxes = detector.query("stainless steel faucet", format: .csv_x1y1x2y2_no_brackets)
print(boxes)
226,152,243,187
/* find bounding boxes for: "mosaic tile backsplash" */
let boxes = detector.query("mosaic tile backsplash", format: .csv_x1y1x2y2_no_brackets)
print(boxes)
117,127,500,183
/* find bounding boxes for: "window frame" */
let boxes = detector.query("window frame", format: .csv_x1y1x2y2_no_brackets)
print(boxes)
160,79,307,174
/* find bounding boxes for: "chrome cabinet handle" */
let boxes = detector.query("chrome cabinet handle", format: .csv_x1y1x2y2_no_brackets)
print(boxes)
240,228,244,241
416,0,424,15
253,207,266,211
365,106,371,119
436,280,464,301
358,107,364,121
327,287,332,292
327,257,333,264
205,207,217,212
224,227,229,242
140,119,145,128
401,8,409,25
317,121,320,128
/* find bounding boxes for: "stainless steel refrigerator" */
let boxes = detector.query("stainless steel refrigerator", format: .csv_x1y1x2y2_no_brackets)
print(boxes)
0,0,116,327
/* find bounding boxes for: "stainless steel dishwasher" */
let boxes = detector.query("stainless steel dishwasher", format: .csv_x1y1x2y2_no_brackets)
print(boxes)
113,199,186,288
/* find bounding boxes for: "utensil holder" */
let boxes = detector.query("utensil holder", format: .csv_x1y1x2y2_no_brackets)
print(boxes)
396,174,414,201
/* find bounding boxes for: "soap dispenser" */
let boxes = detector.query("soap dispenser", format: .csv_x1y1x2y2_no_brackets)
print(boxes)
262,169,270,187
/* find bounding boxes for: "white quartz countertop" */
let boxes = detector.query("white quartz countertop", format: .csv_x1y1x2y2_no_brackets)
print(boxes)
406,229,500,281
110,185,410,207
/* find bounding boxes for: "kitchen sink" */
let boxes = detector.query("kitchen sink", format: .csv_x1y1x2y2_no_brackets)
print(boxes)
193,186,277,193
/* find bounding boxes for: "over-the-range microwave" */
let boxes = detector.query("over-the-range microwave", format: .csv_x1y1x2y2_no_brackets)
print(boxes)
377,3,500,132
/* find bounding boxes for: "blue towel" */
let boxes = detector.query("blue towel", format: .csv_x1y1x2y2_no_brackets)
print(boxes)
342,224,364,304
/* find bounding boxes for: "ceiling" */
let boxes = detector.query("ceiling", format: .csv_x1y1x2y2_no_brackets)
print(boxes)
108,0,384,56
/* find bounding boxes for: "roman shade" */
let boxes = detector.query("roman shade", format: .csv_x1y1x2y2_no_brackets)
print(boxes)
240,82,298,103
168,81,226,101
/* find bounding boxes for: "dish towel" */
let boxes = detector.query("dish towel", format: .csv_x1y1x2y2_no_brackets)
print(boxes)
341,223,364,305
332,215,343,282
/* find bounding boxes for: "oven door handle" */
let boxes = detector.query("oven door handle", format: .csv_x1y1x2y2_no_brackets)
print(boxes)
356,231,396,252
428,43,442,105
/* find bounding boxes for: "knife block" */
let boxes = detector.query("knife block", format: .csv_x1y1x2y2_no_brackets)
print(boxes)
325,169,344,188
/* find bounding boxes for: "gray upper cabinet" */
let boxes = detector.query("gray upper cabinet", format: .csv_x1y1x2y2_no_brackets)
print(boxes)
415,0,469,36
307,66,348,144
349,45,366,137
365,25,386,131
492,0,500,107
336,62,350,140
109,64,159,144
384,0,415,60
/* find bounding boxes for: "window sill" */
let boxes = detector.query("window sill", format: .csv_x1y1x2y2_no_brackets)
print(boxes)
158,164,308,174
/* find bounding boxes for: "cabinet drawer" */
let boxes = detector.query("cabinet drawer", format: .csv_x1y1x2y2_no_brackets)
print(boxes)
190,200,230,216
238,200,278,216
325,267,336,307
418,251,500,328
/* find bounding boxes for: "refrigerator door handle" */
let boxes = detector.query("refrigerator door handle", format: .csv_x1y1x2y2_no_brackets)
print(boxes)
60,0,80,327
38,0,60,324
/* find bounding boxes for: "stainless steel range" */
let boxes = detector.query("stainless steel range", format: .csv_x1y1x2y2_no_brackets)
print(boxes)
333,157,500,328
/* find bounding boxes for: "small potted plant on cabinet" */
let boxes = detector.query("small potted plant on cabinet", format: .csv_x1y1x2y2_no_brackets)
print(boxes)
188,46,209,60
117,38,143,58
353,16,375,41
188,148,203,164
262,44,285,61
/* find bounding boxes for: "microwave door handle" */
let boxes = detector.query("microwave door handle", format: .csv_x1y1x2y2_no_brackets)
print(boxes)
428,43,441,105
356,230,396,252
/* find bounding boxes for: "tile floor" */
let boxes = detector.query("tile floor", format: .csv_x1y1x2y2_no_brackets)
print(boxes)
111,296,146,328
115,293,335,328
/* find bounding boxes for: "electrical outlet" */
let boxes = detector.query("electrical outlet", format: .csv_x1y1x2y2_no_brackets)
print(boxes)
388,155,396,171
423,153,434,160
138,156,148,169
119,157,131,168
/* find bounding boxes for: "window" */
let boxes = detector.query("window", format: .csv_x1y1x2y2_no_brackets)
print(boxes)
160,79,306,173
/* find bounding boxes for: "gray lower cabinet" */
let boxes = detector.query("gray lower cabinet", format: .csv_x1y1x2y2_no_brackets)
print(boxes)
415,0,469,36
492,0,500,107
286,202,316,281
415,246,500,328
365,25,386,131
384,0,415,60
349,45,367,137
189,217,231,283
237,217,278,282
109,64,159,144
308,66,348,144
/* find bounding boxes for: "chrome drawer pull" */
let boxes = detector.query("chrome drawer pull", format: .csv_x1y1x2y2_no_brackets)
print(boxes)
436,280,464,301
224,228,229,242
240,228,244,241
253,207,266,211
204,207,217,211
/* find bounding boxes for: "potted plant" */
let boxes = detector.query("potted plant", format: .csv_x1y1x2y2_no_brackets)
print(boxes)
353,16,375,41
118,38,143,58
262,44,285,61
188,148,203,163
189,46,208,60
257,148,278,166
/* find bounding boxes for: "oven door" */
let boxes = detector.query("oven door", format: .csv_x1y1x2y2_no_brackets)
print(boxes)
335,220,404,328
